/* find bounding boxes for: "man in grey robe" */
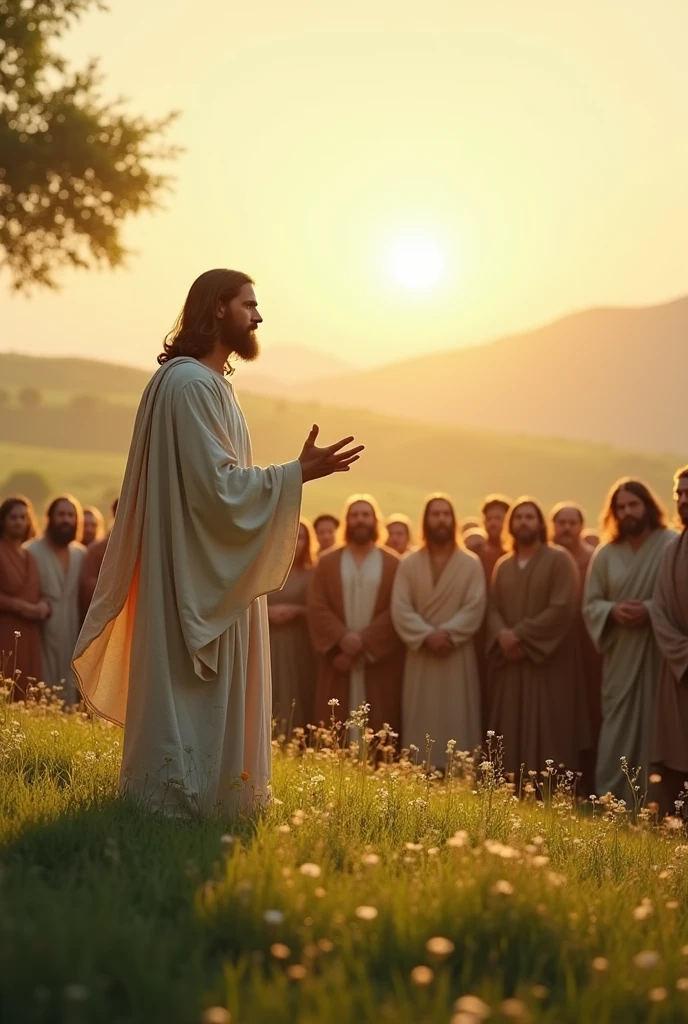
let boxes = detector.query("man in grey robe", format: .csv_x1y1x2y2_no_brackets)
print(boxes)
27,496,86,703
584,479,674,800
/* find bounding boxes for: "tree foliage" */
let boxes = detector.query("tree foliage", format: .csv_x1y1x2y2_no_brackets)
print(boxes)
0,0,179,290
0,468,52,506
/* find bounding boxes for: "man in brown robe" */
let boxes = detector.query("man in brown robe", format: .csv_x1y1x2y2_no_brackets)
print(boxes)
307,495,404,735
550,502,601,794
650,466,688,816
79,499,118,617
0,496,49,696
478,494,511,584
486,498,587,785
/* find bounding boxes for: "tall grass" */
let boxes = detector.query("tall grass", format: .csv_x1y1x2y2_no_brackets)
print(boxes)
1,694,687,1024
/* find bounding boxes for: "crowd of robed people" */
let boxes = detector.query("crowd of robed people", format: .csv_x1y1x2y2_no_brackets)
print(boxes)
2,471,687,817
266,478,688,816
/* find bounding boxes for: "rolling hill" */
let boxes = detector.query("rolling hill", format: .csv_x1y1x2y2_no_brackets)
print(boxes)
0,355,681,525
287,295,688,455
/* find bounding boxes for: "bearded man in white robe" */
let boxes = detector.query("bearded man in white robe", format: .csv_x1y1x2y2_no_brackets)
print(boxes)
73,269,362,817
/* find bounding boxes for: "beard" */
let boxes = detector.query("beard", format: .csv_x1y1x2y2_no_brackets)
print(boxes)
426,525,454,546
618,513,648,538
219,318,260,362
679,506,688,528
47,520,77,547
514,527,540,548
346,523,378,545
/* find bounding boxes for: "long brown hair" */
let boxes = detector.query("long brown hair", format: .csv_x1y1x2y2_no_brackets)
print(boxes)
158,269,254,370
601,478,667,544
421,492,460,547
0,496,39,542
505,497,548,552
296,518,317,568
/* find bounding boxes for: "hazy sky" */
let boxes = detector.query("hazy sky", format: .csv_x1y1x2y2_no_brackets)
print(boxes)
3,0,688,370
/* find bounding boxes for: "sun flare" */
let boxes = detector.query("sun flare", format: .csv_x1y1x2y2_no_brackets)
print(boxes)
387,237,445,290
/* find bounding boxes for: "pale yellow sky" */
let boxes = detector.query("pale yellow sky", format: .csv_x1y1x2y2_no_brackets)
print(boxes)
3,0,688,370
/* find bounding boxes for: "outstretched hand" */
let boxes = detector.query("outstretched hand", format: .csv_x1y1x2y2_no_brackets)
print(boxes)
298,425,364,483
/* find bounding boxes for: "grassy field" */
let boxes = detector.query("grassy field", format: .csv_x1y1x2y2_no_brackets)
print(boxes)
2,693,688,1024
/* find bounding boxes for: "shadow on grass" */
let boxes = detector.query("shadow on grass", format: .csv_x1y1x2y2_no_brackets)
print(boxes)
0,800,234,1024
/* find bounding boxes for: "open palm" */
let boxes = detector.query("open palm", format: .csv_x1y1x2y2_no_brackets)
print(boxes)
298,425,364,483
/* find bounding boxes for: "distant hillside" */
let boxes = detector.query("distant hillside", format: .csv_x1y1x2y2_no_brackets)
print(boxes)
0,355,681,522
291,295,688,455
0,352,150,401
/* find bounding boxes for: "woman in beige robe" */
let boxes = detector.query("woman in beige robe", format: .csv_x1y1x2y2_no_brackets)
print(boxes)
268,520,316,733
392,547,485,762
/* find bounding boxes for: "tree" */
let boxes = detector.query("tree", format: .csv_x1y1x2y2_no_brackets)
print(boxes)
0,469,52,507
18,385,41,408
0,0,180,291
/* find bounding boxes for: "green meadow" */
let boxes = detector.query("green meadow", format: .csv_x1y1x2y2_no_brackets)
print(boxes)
2,693,687,1024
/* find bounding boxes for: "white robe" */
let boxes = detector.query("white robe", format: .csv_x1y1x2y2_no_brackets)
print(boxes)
25,537,85,703
391,547,485,761
341,547,382,720
72,358,302,816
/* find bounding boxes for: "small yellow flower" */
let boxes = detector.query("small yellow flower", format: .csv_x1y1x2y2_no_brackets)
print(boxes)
286,964,308,981
362,853,380,867
299,863,321,878
270,943,291,960
493,880,514,896
453,994,490,1019
676,978,688,992
500,998,527,1018
648,987,668,1002
410,965,434,986
633,951,660,970
355,905,378,921
426,936,455,958
202,1009,232,1024
314,886,327,898
317,938,334,953
591,957,609,973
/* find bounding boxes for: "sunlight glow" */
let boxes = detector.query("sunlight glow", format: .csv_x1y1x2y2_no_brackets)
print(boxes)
387,237,445,290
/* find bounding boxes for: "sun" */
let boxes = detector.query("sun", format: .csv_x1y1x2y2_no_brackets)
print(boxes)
387,237,445,290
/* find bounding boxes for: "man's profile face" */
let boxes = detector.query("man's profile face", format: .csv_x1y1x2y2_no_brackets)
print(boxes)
511,504,541,548
675,477,688,528
346,502,378,545
614,489,648,538
386,522,410,554
552,508,583,550
484,506,506,543
219,283,263,361
425,499,455,546
315,518,337,551
48,500,78,547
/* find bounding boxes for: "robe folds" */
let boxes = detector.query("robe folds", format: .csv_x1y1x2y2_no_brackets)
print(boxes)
267,566,316,731
79,535,110,618
391,547,486,762
307,546,404,733
72,358,302,816
583,528,675,800
0,540,43,695
26,537,85,703
570,543,603,791
650,531,688,809
486,545,588,781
